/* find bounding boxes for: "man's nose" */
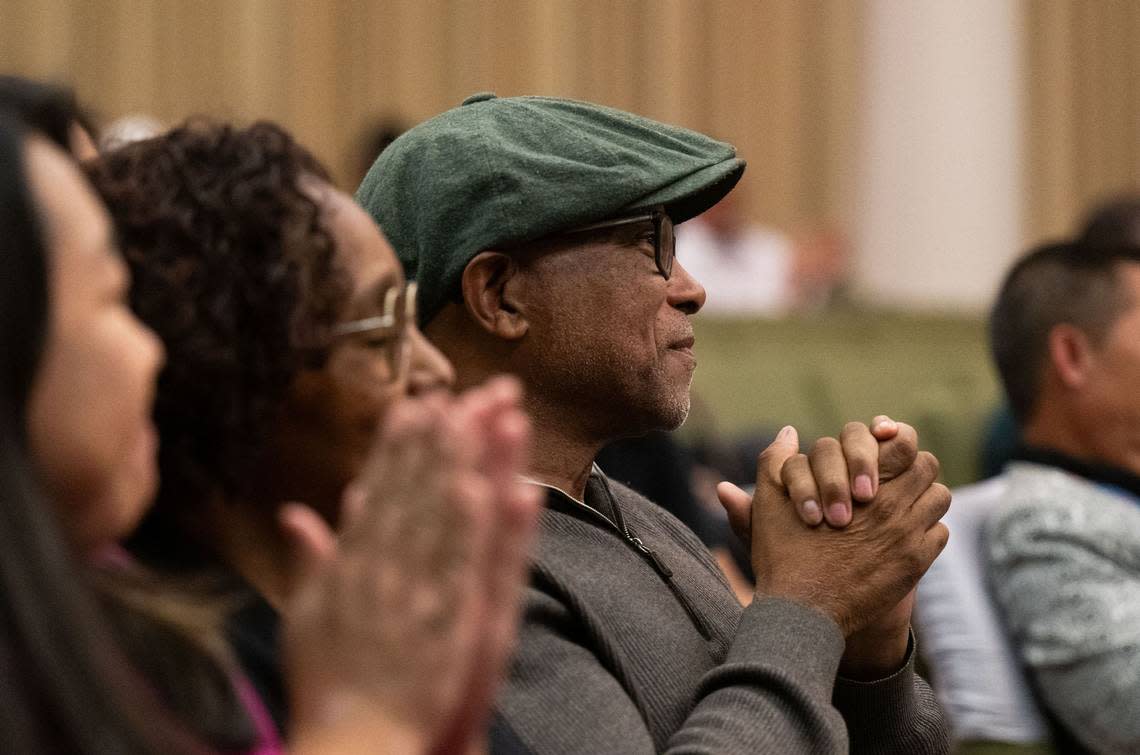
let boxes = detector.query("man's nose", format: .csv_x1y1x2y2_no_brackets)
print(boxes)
667,259,706,315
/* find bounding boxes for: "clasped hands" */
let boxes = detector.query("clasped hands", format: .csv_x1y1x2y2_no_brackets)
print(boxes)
717,417,951,680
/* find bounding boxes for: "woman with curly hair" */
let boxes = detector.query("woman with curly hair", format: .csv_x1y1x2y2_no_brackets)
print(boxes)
88,120,540,751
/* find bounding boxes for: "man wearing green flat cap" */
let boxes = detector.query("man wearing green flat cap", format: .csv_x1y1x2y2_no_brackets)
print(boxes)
358,93,950,753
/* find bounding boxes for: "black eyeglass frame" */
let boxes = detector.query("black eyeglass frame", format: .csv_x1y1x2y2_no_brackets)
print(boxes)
564,207,675,280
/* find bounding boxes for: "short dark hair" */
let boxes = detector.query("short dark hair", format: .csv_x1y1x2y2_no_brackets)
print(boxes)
1079,195,1140,247
991,235,1140,426
88,121,348,566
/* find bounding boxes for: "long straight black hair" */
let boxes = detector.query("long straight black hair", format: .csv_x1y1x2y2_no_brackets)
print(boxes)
0,75,97,151
0,117,168,754
1,77,257,751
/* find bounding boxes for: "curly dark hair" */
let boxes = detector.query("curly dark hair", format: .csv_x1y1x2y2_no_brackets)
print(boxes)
88,120,349,565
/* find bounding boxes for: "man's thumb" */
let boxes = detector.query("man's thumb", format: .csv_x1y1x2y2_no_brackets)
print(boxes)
716,481,753,541
756,425,799,492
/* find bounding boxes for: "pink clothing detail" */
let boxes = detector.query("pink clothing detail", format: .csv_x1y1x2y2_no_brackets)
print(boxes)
233,673,285,754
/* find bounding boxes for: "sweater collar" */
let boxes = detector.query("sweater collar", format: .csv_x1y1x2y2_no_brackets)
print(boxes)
1012,444,1140,500
523,464,619,525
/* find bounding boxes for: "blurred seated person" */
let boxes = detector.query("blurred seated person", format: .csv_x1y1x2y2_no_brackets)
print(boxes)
912,401,1036,748
676,190,848,315
4,93,280,754
89,121,540,750
979,200,1140,753
913,469,1049,747
916,198,1140,752
0,112,174,755
1,113,542,754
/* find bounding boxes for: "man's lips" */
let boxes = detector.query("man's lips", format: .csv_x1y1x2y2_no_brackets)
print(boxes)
667,335,696,364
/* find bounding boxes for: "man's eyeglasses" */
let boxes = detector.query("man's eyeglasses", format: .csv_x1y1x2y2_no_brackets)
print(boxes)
564,208,675,280
322,281,417,380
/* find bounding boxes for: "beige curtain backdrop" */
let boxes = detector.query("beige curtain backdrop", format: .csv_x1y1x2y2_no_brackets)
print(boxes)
0,0,1138,245
0,0,860,231
1025,0,1140,241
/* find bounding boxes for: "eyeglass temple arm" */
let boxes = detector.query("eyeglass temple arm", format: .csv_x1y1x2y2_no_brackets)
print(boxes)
568,211,657,234
330,284,414,337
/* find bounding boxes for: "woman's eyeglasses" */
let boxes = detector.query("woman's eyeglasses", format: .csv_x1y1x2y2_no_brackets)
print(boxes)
311,281,418,380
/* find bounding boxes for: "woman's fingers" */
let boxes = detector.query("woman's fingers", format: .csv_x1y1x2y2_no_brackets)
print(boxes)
283,377,539,754
280,501,338,584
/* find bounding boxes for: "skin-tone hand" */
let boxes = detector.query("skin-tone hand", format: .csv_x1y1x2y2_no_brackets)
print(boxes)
718,415,918,541
719,417,935,677
280,377,541,755
784,416,919,527
724,425,949,672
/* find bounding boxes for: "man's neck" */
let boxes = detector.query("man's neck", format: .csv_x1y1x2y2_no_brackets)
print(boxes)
447,354,613,500
1023,411,1097,467
524,400,608,501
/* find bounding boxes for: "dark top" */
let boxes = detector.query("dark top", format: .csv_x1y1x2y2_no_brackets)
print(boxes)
227,585,288,732
225,574,531,753
597,430,752,578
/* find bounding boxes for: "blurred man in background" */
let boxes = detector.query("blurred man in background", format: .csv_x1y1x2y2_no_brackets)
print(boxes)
918,197,1140,753
983,201,1140,754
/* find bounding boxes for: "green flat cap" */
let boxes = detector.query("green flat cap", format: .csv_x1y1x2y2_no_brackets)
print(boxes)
356,92,746,325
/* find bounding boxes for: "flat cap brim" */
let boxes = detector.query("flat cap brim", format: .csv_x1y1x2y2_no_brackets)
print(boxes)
626,157,746,225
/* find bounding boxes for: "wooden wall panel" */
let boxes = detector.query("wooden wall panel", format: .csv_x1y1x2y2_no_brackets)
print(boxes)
1024,0,1140,241
6,1,1138,245
0,0,860,230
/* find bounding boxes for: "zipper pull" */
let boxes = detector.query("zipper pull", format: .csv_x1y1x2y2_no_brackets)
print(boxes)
629,536,673,578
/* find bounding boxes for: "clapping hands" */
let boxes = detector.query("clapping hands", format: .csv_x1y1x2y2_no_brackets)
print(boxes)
282,377,540,754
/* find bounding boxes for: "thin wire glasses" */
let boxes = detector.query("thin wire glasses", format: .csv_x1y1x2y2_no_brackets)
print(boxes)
565,207,675,279
324,281,417,380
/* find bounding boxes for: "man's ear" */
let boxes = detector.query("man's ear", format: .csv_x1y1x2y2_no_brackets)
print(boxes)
1048,323,1094,388
460,251,529,340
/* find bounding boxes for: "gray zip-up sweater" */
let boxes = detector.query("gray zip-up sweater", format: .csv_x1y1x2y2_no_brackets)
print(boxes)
496,470,949,754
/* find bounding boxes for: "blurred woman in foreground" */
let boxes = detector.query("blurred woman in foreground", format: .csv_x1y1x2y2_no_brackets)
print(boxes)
0,114,538,752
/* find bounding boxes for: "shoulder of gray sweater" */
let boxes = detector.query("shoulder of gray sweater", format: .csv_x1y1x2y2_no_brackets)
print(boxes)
985,461,1140,562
